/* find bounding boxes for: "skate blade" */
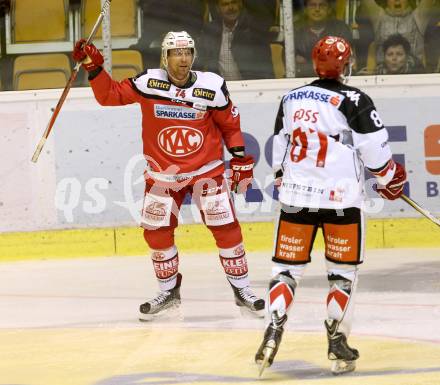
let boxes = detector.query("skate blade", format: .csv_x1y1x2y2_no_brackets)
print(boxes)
257,344,275,378
139,304,183,322
238,306,265,319
331,360,356,375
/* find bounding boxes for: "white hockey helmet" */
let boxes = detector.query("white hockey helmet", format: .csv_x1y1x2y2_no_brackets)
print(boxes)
161,31,196,69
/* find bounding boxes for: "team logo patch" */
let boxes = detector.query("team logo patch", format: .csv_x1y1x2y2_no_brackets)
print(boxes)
220,255,248,276
231,106,239,118
176,39,188,48
233,245,245,256
206,200,229,218
144,200,166,222
152,251,166,261
154,105,205,120
158,126,204,157
153,255,179,279
192,88,216,101
336,42,346,52
147,78,171,91
201,192,234,226
341,90,360,106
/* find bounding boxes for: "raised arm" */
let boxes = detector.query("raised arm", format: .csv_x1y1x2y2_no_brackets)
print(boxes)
89,69,139,106
73,39,139,106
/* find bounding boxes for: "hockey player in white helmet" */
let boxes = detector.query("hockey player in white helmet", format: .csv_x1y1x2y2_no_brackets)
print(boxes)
72,31,264,321
160,31,196,85
255,36,407,376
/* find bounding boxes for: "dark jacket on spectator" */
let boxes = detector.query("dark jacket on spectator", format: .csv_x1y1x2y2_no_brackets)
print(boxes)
0,0,10,14
199,10,274,80
424,13,440,72
294,19,352,77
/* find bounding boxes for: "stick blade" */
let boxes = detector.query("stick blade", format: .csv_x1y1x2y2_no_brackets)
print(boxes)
31,138,46,163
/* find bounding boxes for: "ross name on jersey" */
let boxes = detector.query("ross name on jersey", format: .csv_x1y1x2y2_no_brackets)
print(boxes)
284,89,341,106
192,87,216,101
147,78,171,91
154,104,205,120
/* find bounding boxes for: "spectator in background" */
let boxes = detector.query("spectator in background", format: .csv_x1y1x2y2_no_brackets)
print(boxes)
131,0,205,69
359,0,435,64
199,0,274,80
352,15,375,70
206,0,281,27
424,7,440,72
375,33,425,74
294,0,352,77
0,0,10,13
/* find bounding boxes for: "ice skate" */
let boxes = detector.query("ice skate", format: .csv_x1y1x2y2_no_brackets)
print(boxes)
139,273,182,321
325,319,359,375
232,285,265,317
255,313,287,377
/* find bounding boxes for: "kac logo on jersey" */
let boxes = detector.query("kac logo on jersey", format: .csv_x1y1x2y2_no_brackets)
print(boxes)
193,88,216,101
158,126,204,157
154,104,205,120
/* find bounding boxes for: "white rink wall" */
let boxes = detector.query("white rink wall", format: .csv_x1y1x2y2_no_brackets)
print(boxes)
1,74,439,232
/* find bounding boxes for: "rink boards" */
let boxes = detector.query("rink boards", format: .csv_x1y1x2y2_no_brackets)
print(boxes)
0,74,439,235
1,218,440,261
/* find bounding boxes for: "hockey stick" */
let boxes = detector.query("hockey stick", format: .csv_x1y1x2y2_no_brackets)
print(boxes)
400,194,440,227
31,0,112,163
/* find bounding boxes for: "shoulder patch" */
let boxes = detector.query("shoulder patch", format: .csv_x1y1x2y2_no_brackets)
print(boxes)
341,90,361,107
147,78,171,91
192,87,216,101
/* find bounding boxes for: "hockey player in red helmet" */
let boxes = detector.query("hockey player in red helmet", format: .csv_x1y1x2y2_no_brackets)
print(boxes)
312,35,353,80
255,36,407,376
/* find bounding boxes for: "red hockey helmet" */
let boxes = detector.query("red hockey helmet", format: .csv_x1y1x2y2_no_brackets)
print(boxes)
312,36,352,79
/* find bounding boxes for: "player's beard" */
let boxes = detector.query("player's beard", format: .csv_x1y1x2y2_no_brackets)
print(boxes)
167,68,190,86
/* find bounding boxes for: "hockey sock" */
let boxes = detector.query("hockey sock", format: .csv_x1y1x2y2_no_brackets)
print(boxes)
326,264,358,336
268,263,306,318
151,246,179,291
219,243,249,288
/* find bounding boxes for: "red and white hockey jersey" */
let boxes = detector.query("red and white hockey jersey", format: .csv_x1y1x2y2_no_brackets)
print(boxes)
89,68,244,183
273,78,392,209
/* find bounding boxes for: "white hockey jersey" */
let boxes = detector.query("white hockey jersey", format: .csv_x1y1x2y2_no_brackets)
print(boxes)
273,78,392,209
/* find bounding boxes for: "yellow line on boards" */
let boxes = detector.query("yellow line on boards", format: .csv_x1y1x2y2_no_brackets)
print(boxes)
0,218,438,261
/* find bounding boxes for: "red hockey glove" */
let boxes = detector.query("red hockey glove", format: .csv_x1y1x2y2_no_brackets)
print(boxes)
373,160,407,200
229,155,254,193
72,39,104,72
